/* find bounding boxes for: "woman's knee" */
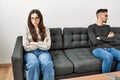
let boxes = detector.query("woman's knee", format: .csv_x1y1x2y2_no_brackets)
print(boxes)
24,53,39,69
39,53,53,67
39,52,51,62
24,53,37,61
25,59,40,70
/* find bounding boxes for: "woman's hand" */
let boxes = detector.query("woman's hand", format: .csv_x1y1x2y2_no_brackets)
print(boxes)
44,37,49,42
30,42,38,46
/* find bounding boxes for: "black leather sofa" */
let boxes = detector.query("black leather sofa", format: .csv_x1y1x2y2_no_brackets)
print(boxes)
11,27,120,80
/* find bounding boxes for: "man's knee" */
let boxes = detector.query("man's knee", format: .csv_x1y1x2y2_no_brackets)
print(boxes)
104,53,113,64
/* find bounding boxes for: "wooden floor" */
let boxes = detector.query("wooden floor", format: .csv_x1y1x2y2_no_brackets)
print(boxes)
0,64,14,80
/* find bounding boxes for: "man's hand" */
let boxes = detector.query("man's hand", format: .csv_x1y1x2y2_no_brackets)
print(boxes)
96,37,100,40
30,42,38,46
107,32,114,37
44,37,49,42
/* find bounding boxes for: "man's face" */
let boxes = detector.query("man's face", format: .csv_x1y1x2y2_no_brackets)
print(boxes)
97,12,108,23
101,12,108,23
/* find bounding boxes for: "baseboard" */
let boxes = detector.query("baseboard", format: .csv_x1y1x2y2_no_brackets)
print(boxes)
0,63,11,68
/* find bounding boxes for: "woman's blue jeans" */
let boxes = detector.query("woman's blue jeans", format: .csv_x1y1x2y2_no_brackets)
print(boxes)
92,48,120,73
24,49,55,80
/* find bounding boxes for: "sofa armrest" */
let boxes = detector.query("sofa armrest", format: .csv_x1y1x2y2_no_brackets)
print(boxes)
11,36,24,80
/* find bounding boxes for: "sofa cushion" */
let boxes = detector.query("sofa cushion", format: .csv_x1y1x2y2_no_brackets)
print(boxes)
50,50,73,76
64,48,101,73
63,28,89,49
50,28,63,50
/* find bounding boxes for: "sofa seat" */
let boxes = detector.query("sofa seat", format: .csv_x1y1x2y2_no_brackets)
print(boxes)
50,50,73,76
64,48,102,73
64,48,117,74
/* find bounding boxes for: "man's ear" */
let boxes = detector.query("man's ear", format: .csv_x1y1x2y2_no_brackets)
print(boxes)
97,13,102,18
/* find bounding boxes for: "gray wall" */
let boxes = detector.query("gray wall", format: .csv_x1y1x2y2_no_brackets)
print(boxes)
0,0,120,64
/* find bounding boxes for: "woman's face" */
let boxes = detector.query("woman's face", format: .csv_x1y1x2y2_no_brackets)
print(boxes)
31,13,40,27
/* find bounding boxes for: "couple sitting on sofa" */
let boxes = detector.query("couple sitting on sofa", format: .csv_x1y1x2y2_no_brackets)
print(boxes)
23,8,120,80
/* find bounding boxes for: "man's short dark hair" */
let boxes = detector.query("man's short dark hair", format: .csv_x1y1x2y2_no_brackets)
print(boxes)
96,9,108,15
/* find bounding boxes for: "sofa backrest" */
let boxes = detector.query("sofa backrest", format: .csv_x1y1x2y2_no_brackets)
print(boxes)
110,27,120,46
50,28,63,50
111,27,120,34
63,28,89,49
49,27,120,50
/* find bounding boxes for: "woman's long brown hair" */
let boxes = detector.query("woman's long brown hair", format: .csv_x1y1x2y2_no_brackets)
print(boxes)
28,9,46,42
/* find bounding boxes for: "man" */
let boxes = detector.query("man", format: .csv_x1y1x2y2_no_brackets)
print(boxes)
88,9,120,73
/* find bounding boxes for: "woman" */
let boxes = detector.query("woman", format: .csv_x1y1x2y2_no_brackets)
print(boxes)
23,9,54,80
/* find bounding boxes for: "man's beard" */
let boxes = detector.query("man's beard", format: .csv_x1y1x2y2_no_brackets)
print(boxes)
103,20,107,23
